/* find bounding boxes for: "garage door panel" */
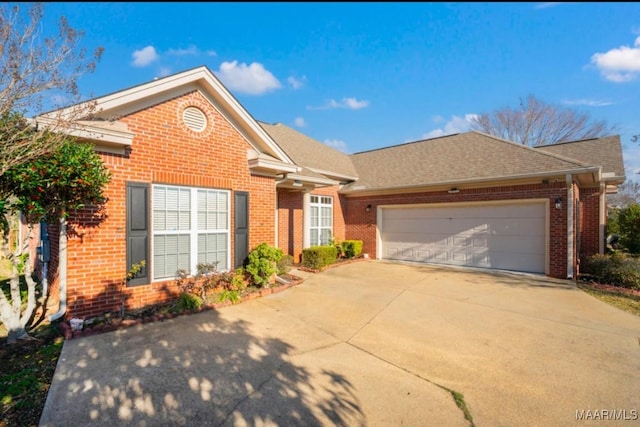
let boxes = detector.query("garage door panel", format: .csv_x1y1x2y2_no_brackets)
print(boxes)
381,203,546,274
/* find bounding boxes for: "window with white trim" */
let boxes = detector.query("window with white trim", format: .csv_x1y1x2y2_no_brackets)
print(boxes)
152,185,229,280
310,195,333,246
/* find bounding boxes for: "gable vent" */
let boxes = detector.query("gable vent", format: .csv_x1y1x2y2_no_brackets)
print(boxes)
182,107,208,132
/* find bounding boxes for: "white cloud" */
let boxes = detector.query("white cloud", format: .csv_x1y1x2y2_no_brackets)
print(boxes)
591,36,640,82
534,2,563,9
216,61,282,95
562,98,613,107
324,139,348,152
167,46,199,56
132,45,216,69
294,117,306,127
287,75,307,90
308,97,370,110
132,45,159,67
423,114,478,139
158,67,172,78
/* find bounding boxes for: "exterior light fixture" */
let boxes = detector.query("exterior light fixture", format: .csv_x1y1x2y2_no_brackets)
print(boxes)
448,188,460,194
555,197,562,209
366,204,372,212
292,180,303,187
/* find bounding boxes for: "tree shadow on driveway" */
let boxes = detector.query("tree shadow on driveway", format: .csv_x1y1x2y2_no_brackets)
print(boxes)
40,308,364,426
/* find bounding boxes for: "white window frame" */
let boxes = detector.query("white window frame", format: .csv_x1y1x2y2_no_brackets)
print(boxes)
152,184,230,281
309,195,333,246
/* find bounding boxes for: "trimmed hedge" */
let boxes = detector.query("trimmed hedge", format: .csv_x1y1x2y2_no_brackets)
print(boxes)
302,245,338,270
341,240,363,259
582,252,640,290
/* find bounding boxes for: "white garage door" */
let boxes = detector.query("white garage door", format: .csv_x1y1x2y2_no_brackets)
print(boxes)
380,202,546,273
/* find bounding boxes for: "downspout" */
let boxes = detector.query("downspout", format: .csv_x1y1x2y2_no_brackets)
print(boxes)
599,182,606,254
274,182,279,249
566,174,574,279
49,216,67,321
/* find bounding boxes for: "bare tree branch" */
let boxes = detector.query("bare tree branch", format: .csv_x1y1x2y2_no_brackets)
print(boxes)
470,94,618,146
0,2,103,176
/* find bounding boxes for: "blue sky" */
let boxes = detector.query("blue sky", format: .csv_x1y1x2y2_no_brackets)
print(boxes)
41,2,640,180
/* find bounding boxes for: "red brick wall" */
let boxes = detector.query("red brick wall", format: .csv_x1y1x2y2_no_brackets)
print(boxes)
578,187,601,260
344,182,571,279
56,91,277,319
277,190,304,263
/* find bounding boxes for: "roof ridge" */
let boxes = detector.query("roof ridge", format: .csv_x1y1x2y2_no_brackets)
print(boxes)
469,130,591,168
350,132,462,156
534,134,617,147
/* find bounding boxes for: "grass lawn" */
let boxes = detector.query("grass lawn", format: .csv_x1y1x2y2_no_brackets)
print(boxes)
577,282,640,316
0,324,63,427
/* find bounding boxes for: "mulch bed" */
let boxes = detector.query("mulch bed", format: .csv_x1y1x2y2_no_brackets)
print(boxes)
59,274,305,340
296,255,369,273
577,277,640,297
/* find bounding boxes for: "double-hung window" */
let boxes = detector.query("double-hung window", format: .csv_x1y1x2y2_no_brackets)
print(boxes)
152,185,229,280
310,195,333,246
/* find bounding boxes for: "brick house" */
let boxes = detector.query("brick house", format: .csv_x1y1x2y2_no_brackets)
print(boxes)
34,66,625,319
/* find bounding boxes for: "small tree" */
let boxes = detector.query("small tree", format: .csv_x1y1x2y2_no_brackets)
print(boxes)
617,203,640,255
470,95,617,147
0,139,110,343
0,2,103,177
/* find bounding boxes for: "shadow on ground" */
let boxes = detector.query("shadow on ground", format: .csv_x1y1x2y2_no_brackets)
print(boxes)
40,308,364,426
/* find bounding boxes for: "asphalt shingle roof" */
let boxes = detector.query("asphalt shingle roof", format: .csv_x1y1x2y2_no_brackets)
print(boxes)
342,131,592,192
257,123,624,192
259,122,358,180
534,135,625,178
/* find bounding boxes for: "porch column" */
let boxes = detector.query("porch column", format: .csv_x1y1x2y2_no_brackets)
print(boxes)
303,191,311,249
566,174,574,279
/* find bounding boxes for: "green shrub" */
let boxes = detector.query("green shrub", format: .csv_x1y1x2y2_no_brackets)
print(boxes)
231,268,247,292
302,245,338,269
582,253,640,290
277,254,294,275
176,292,202,311
218,289,241,304
341,240,363,259
246,243,283,287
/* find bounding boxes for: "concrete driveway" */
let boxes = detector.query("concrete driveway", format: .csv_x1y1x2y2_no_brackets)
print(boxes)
40,261,640,426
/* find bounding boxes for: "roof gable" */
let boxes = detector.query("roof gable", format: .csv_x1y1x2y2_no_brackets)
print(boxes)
39,66,293,164
343,131,599,192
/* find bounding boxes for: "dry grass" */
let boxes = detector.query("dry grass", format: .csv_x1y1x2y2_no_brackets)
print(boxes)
0,258,13,280
577,282,640,316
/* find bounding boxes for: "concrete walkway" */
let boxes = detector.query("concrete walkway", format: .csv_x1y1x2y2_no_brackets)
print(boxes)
40,261,640,426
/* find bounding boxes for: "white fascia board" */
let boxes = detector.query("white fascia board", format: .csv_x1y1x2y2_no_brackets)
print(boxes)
248,158,299,174
340,166,602,195
307,167,358,182
285,173,339,186
30,117,134,147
